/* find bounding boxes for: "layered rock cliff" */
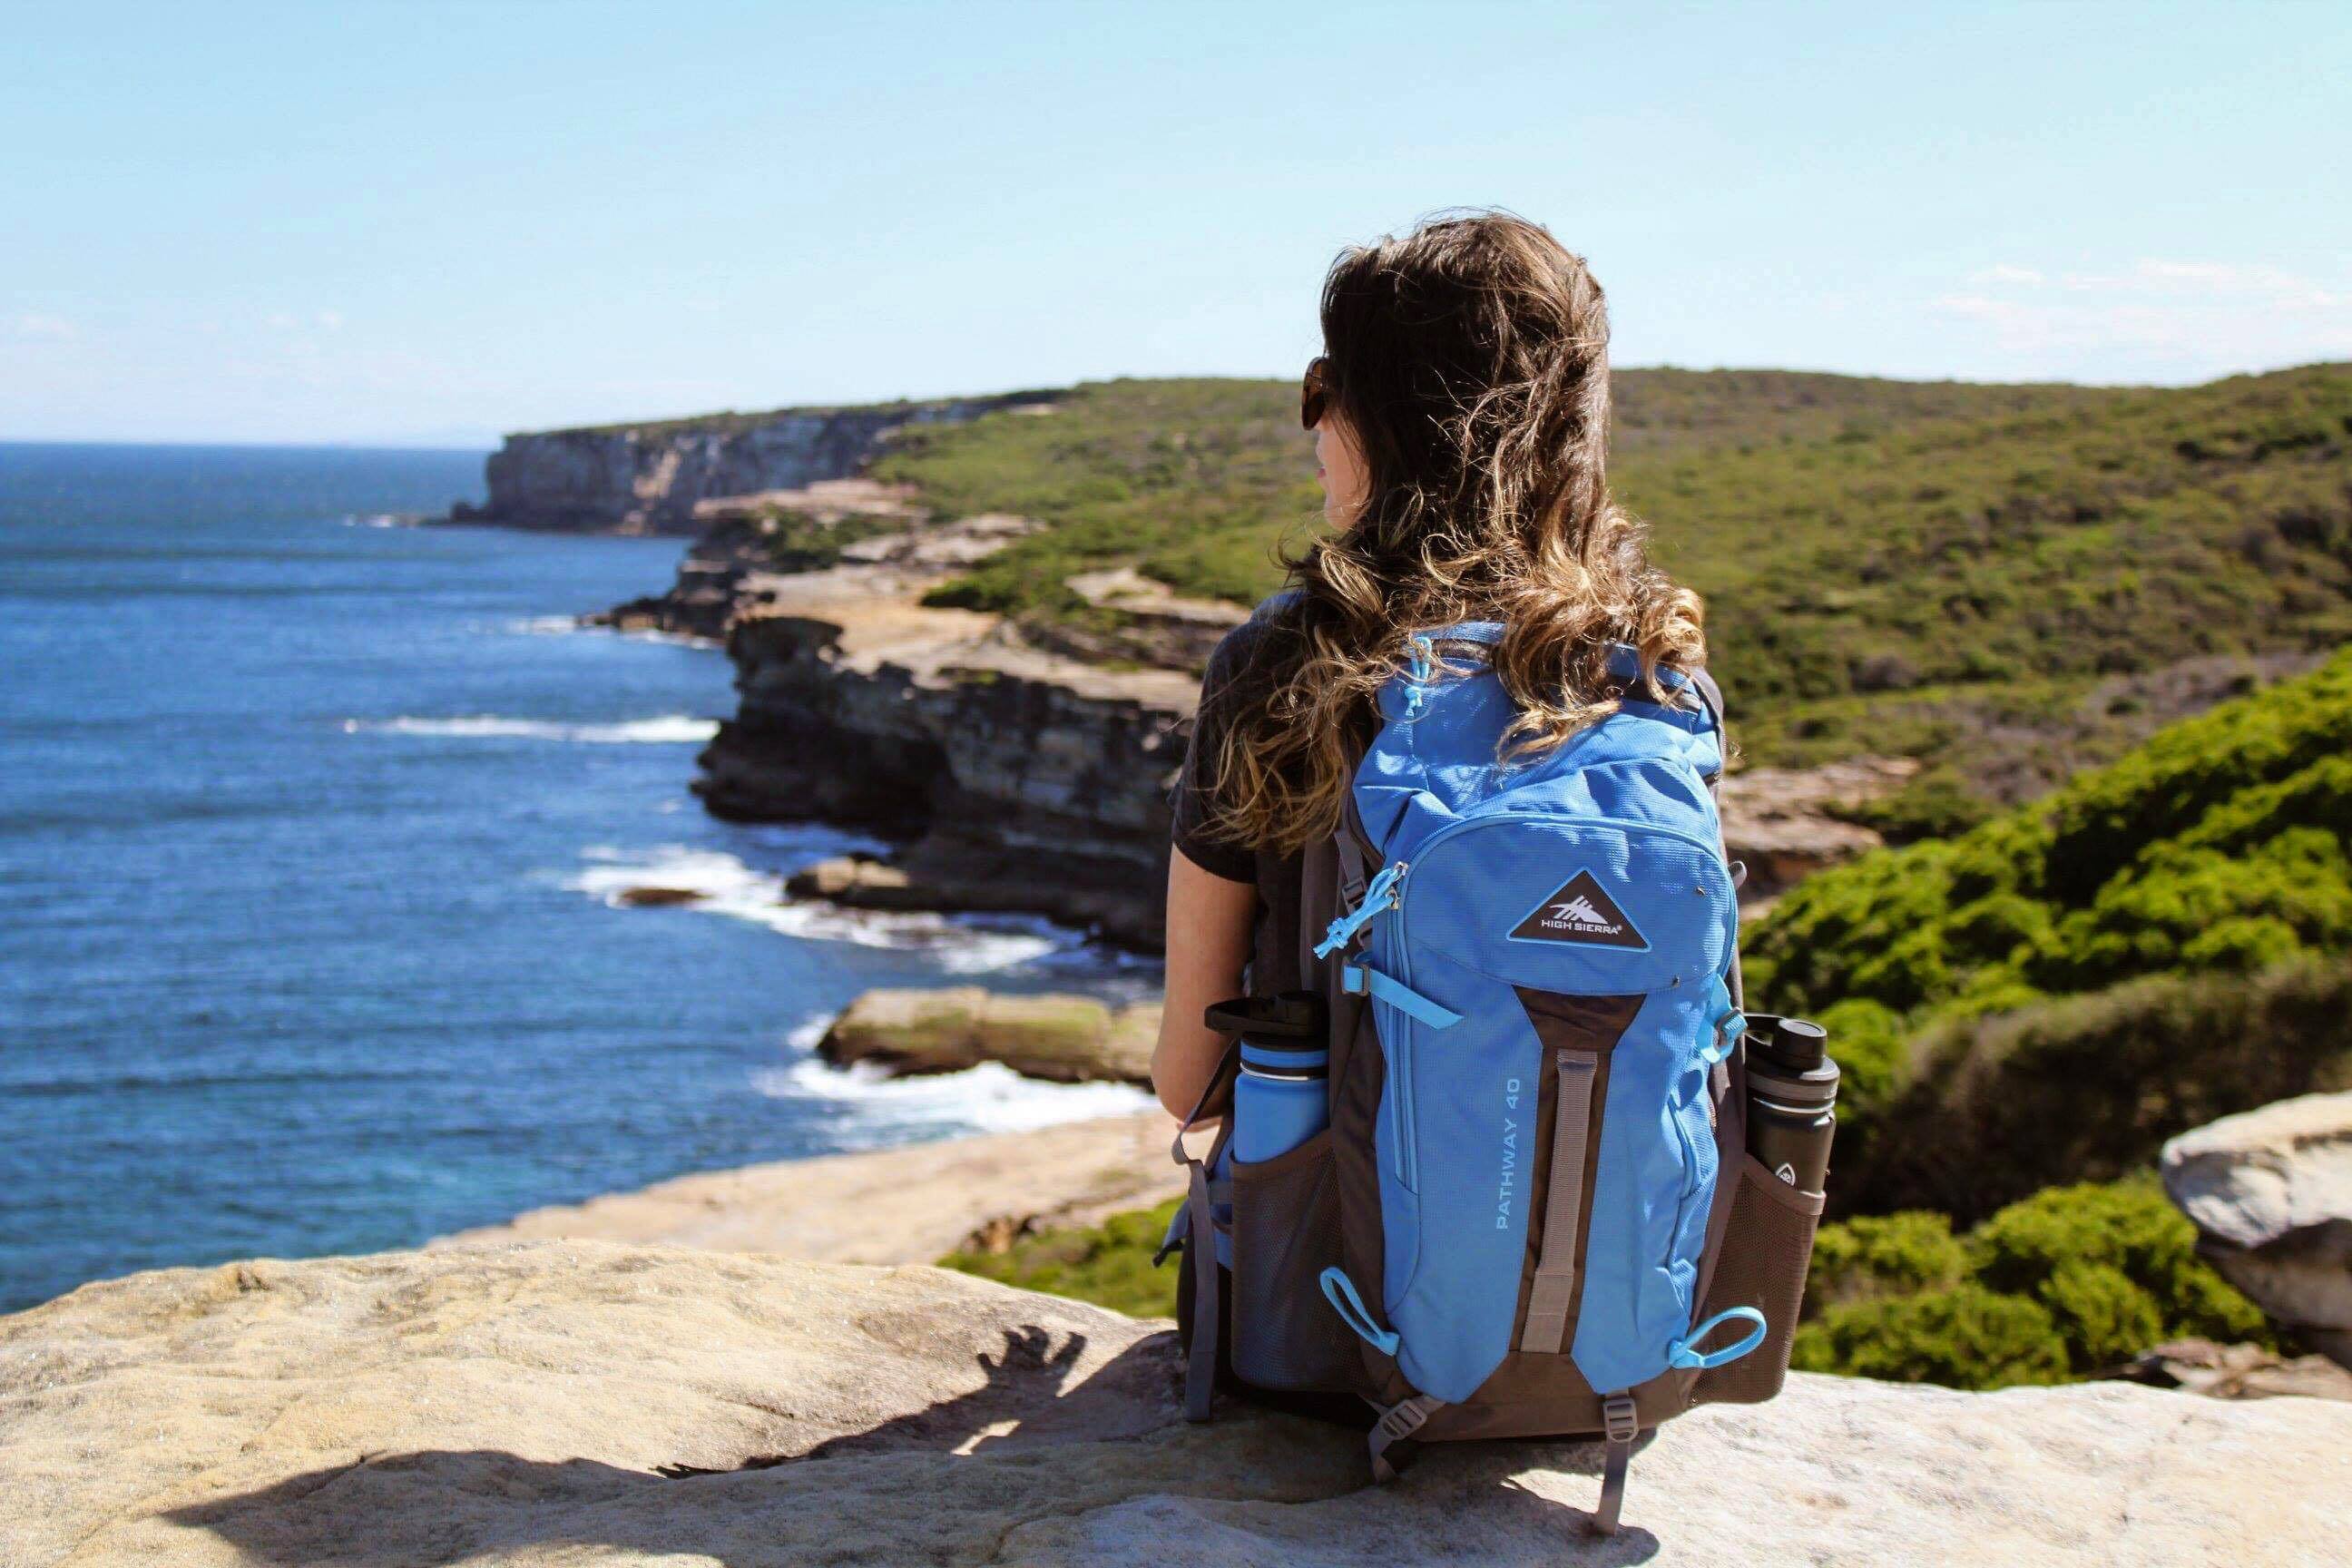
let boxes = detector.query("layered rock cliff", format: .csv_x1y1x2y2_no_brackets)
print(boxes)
451,393,1049,534
697,602,1199,947
6,1242,2347,1565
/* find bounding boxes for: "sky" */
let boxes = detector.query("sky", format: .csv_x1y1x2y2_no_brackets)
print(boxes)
3,0,2347,446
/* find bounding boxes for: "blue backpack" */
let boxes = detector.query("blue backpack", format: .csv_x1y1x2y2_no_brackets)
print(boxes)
1165,621,1828,1535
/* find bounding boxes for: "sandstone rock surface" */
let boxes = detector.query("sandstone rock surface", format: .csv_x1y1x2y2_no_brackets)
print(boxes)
818,985,1158,1085
6,1242,2348,1566
434,1113,1180,1263
1713,755,1916,899
2163,1090,2352,1367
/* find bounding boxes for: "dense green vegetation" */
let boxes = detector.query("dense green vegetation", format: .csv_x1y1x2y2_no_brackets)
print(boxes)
864,365,2352,803
929,1180,2269,1394
1750,644,2352,1014
708,506,906,573
940,1200,1183,1318
1747,645,2352,1218
1793,1180,2269,1389
1821,957,2351,1220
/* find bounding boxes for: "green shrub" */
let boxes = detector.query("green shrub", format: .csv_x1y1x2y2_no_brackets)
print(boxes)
939,1200,1181,1318
1963,1179,2269,1354
2034,1262,2162,1370
1751,647,2352,1025
1792,1285,2069,1389
1831,957,2352,1220
1795,1177,2272,1387
1748,652,2352,1221
1837,764,1998,842
1805,1210,1965,1316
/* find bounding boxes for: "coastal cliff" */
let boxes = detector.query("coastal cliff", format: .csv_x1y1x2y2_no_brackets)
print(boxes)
698,603,1199,947
548,371,2331,944
451,393,1050,534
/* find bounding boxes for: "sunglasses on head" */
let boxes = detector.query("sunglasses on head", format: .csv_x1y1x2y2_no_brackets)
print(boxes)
1300,356,1332,431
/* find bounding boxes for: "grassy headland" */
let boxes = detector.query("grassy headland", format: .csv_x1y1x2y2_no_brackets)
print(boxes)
861,365,2351,826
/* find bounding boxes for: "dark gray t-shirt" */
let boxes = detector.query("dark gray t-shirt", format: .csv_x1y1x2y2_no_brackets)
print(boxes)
1167,604,1348,996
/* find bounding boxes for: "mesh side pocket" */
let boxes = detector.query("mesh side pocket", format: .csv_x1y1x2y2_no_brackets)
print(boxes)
1689,1153,1825,1406
1230,1130,1357,1392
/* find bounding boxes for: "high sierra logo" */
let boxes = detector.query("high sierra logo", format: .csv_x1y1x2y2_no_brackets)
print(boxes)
1508,869,1648,949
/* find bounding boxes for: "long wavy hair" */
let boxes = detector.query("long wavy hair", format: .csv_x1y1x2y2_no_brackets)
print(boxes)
1201,210,1709,858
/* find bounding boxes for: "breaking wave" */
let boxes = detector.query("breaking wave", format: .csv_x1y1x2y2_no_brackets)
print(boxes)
564,845,1063,973
750,1017,1151,1140
346,714,720,744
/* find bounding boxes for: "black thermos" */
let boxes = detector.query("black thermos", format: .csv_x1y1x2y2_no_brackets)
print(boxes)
1742,1014,1838,1194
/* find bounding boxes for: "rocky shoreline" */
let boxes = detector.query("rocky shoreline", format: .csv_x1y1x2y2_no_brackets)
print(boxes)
432,398,1926,946
589,486,1910,944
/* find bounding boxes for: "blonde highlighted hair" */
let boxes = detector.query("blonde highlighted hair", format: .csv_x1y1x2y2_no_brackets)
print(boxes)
1202,210,1709,857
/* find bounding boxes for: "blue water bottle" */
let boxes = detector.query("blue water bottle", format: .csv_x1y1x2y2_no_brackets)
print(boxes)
1207,991,1330,1163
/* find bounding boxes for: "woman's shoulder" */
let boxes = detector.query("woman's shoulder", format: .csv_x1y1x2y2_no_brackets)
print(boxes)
1206,589,1303,675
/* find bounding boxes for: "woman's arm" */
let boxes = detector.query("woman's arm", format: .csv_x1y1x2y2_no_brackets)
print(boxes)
1151,844,1257,1121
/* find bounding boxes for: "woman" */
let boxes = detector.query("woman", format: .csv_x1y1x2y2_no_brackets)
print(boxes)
1152,209,1708,1121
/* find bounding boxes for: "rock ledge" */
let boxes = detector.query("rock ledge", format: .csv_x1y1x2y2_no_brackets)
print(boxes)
5,1242,2347,1565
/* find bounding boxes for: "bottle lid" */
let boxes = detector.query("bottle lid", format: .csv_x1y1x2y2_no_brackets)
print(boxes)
1768,1017,1828,1070
1204,988,1326,1042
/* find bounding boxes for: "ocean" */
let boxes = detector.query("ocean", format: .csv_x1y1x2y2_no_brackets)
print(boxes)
0,443,1151,1312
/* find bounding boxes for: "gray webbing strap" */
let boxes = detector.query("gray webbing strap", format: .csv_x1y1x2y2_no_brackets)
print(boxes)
1687,668,1745,1012
1169,1038,1239,1423
1518,1048,1599,1354
1168,1042,1240,1165
1181,1158,1222,1421
1367,1394,1444,1482
1334,825,1370,909
1592,1395,1640,1535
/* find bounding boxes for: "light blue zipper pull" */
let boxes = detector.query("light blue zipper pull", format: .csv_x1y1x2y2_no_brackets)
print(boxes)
1320,1266,1401,1355
1403,633,1436,719
1312,860,1408,957
1668,1306,1767,1370
1699,969,1745,1065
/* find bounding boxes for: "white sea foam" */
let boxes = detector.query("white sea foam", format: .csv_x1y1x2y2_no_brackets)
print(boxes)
750,1054,1150,1142
505,615,586,637
346,714,720,744
508,614,720,649
564,845,1063,972
615,627,721,649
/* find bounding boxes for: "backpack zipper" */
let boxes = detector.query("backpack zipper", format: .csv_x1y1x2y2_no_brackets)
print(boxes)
1380,809,1735,1263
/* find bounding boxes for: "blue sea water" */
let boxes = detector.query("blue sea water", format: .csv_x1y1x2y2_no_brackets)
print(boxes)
0,444,1150,1312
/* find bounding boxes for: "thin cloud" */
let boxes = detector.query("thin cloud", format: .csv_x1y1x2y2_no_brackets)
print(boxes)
1934,258,2352,379
8,313,77,341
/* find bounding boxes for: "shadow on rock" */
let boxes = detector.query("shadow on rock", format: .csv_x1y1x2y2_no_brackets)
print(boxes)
161,1325,1626,1566
670,1324,1179,1473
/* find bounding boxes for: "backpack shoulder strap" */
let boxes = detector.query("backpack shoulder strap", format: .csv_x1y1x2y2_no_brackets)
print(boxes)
1686,668,1728,785
1683,667,1743,1010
